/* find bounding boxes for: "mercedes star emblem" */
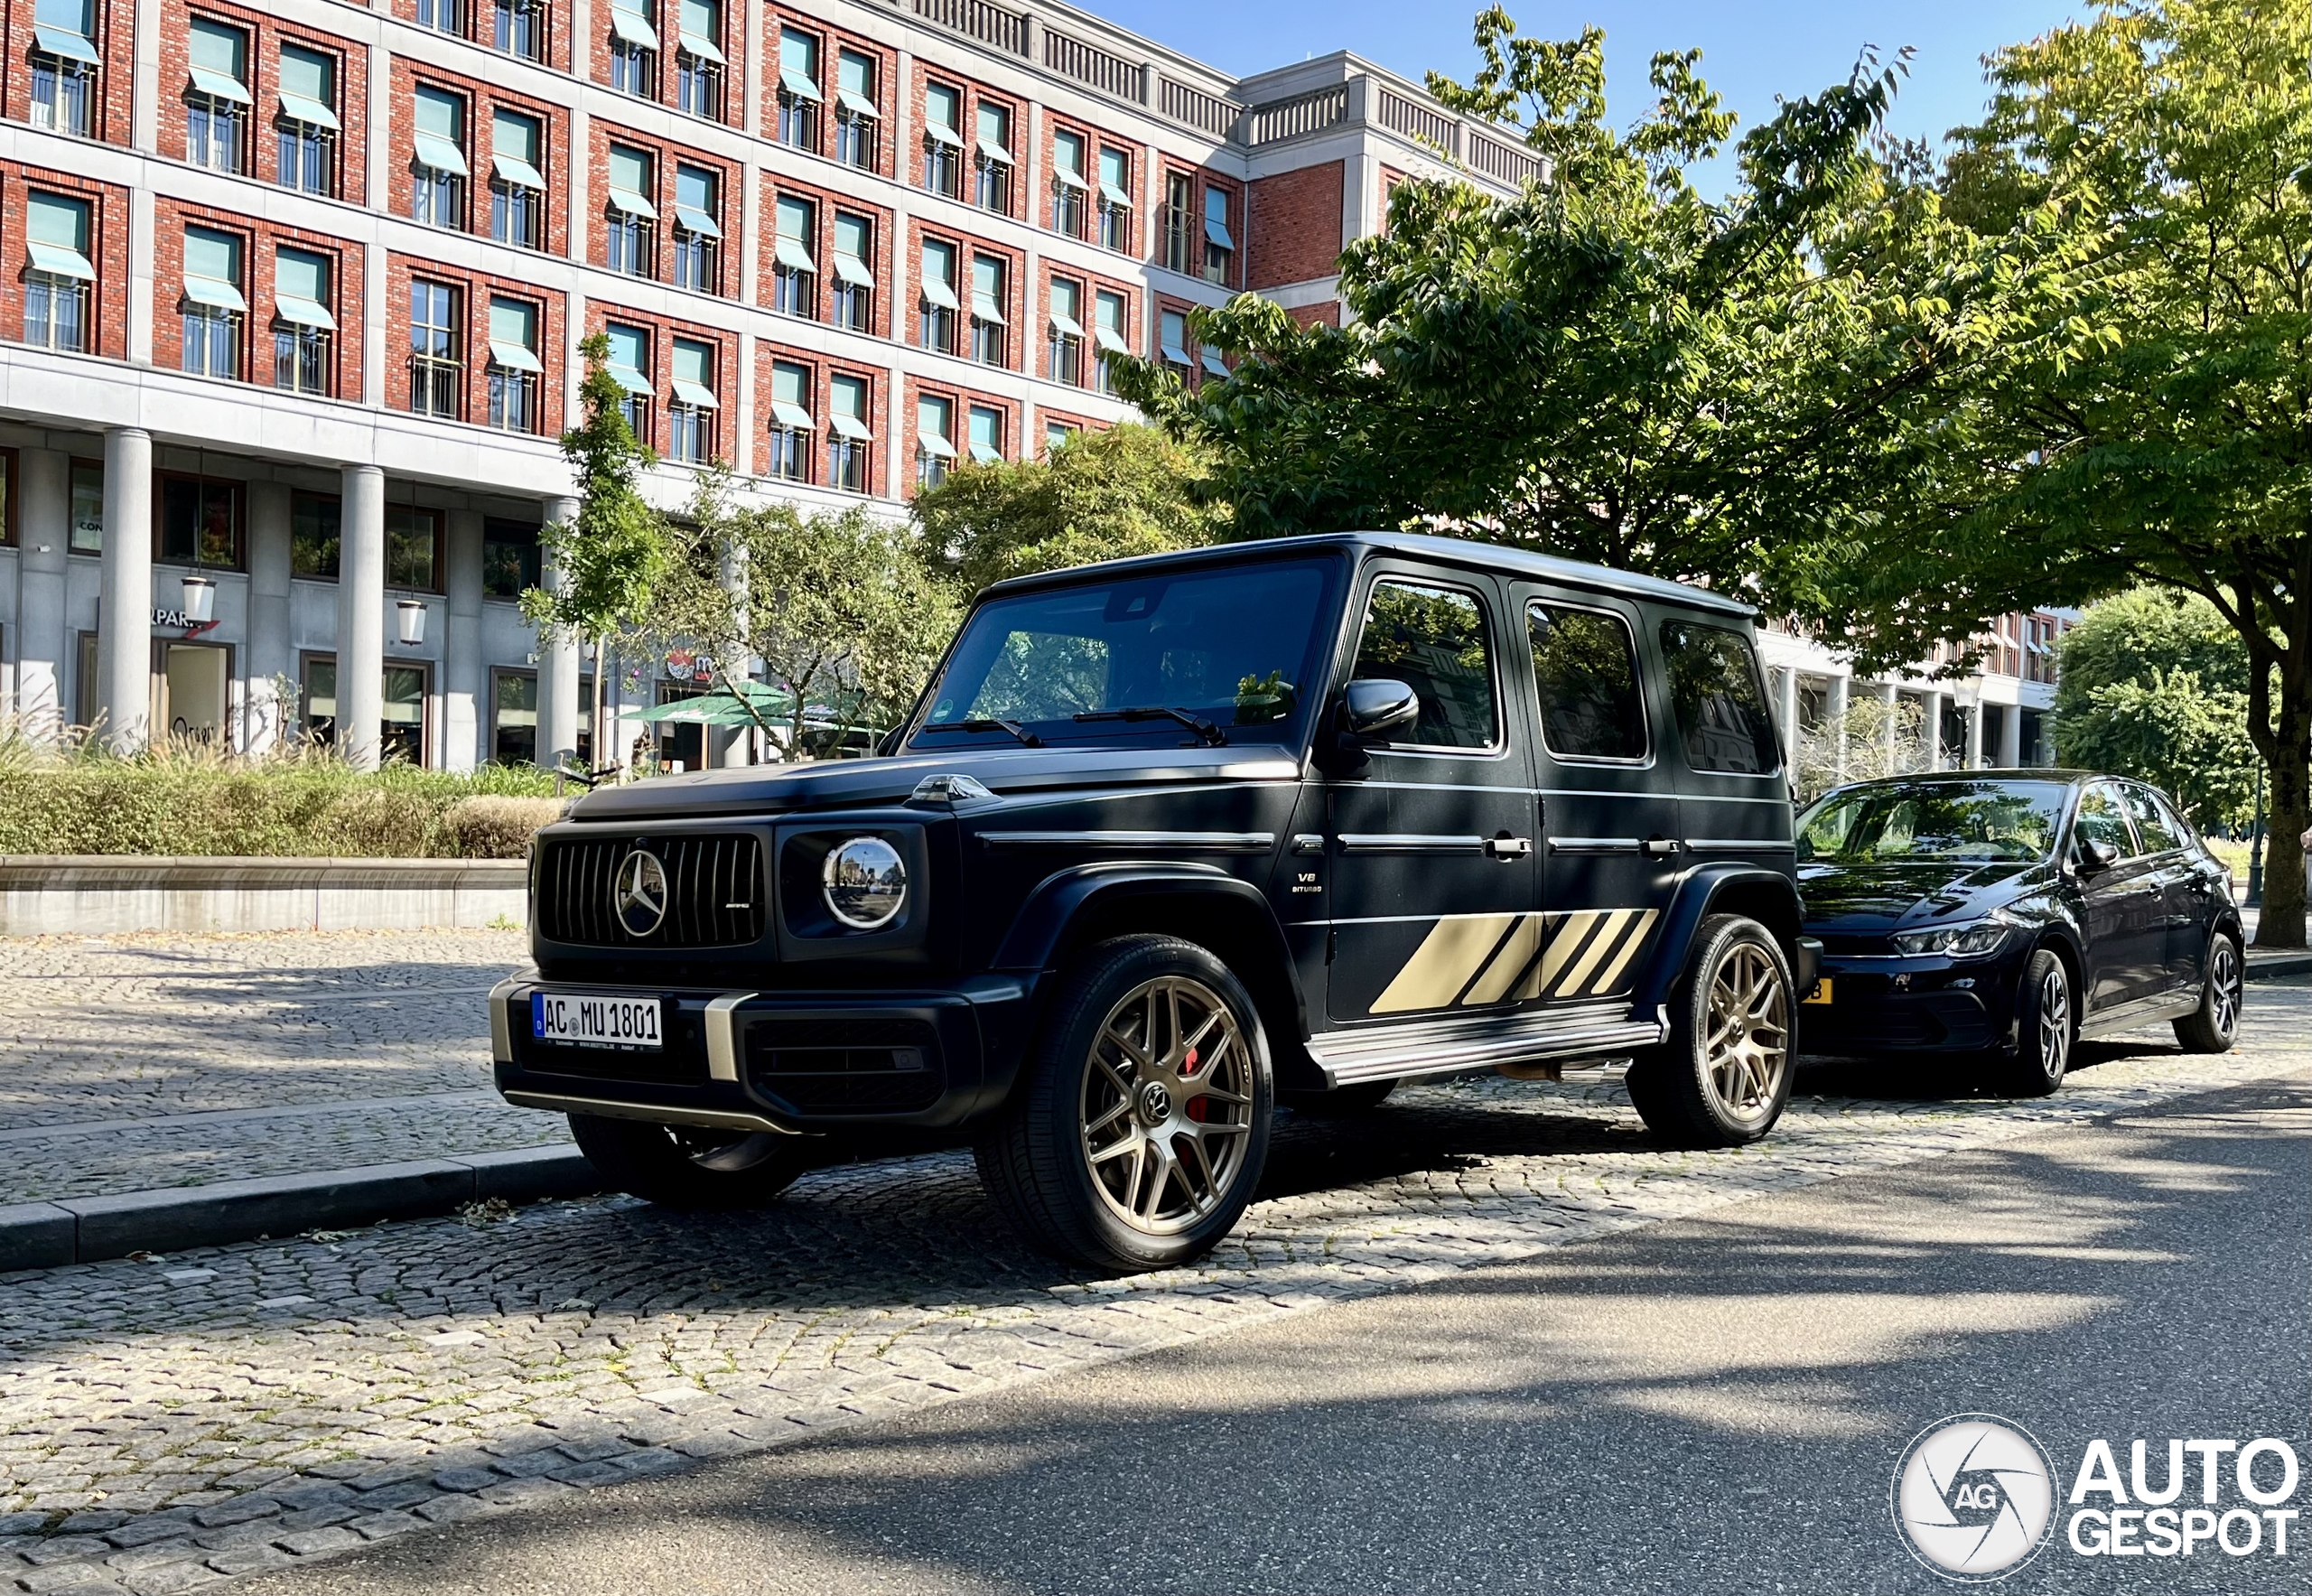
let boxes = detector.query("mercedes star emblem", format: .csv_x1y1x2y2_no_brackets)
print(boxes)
613,848,669,938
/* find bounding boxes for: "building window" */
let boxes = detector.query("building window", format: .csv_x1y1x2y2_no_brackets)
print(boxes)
1203,186,1235,285
1047,277,1082,387
676,0,722,118
672,164,720,293
969,254,1006,366
492,669,537,764
608,0,656,97
1097,148,1133,252
1093,289,1128,393
834,50,878,168
921,81,962,198
604,322,651,440
483,518,540,596
916,393,954,488
1159,307,1191,379
290,490,339,578
272,247,332,396
776,27,818,147
274,45,337,195
489,109,545,247
180,226,243,379
23,192,94,353
409,280,461,417
1163,172,1193,275
918,238,956,353
29,0,98,137
1044,419,1076,454
387,505,441,590
185,18,248,173
967,403,1002,466
667,339,716,463
411,87,467,228
827,374,871,490
831,211,873,331
767,359,811,481
416,0,462,35
381,663,427,766
771,194,816,318
974,101,1012,214
605,145,656,277
486,296,541,431
1051,129,1087,238
493,0,541,59
158,475,241,568
70,459,102,552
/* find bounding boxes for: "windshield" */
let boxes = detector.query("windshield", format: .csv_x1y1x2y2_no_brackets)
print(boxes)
1797,779,2072,864
910,556,1341,746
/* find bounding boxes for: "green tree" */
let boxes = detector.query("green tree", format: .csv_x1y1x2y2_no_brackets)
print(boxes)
521,331,671,774
2052,592,2259,828
1109,11,1910,602
1806,0,2310,942
911,424,1229,596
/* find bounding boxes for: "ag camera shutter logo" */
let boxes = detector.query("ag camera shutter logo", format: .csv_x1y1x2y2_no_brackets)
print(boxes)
1891,1414,2057,1582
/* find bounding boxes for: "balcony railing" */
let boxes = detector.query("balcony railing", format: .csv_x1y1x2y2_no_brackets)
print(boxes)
410,353,462,418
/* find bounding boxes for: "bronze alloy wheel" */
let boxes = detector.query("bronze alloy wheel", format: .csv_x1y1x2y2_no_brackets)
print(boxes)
1078,975,1257,1236
1701,938,1791,1126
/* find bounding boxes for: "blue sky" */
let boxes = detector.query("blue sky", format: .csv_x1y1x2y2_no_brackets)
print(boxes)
1084,0,2089,192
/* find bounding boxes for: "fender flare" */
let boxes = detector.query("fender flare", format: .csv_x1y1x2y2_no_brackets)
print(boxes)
1628,863,1805,1013
993,862,1298,989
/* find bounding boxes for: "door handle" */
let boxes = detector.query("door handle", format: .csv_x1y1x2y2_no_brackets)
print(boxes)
1486,835,1533,861
1643,836,1682,857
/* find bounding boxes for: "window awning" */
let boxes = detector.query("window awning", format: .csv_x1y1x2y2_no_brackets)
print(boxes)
488,339,542,372
279,91,339,130
916,429,956,458
1051,164,1087,190
492,153,545,190
275,294,336,331
974,136,1012,164
968,439,1002,464
413,132,468,178
1094,324,1128,355
778,65,819,101
607,361,652,394
671,378,718,408
33,24,99,62
1201,349,1230,377
921,119,962,147
675,204,720,238
1204,216,1235,250
826,409,871,442
773,235,816,275
608,7,657,49
1161,336,1190,365
607,186,657,220
835,88,878,119
769,399,814,430
970,293,1004,325
25,241,95,281
188,66,249,104
831,251,872,287
919,275,958,311
1097,180,1133,208
182,275,246,313
1048,309,1084,338
678,27,723,63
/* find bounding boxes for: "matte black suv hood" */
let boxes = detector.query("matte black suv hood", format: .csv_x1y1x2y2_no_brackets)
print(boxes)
564,742,1305,821
1800,860,2044,932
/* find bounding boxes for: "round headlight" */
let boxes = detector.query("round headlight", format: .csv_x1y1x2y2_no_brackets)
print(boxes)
822,836,907,930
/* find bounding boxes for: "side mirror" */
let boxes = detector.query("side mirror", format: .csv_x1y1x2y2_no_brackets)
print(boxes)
2075,837,2119,873
1342,678,1420,742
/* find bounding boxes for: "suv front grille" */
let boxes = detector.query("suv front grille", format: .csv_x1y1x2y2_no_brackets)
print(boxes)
744,1017,944,1114
537,834,767,947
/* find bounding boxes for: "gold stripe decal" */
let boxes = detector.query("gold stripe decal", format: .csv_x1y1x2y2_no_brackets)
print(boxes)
1588,909,1659,994
1366,908,1662,1015
1461,913,1544,1007
1371,913,1522,1014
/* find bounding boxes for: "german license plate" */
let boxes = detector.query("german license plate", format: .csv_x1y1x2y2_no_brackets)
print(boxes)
1804,978,1833,1006
531,992,663,1050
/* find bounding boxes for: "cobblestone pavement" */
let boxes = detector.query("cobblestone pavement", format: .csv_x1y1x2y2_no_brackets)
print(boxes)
1,982,2304,1596
0,933,547,1205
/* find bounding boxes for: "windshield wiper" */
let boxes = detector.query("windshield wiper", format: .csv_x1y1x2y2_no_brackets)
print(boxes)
943,717,1043,747
1074,705,1227,747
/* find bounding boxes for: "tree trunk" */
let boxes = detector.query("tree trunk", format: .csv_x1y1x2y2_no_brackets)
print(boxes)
2258,691,2307,948
592,637,612,777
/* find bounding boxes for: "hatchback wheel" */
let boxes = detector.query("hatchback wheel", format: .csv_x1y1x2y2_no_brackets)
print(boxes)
2000,947,2074,1097
1627,914,1793,1148
2172,930,2243,1053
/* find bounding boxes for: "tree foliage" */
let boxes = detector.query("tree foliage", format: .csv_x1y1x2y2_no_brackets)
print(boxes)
910,425,1229,597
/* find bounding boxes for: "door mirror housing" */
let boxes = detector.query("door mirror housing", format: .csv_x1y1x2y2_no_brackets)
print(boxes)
1342,678,1420,742
2075,837,2120,873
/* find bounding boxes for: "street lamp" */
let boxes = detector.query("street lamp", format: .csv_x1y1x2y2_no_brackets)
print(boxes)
396,599,427,647
181,574,215,625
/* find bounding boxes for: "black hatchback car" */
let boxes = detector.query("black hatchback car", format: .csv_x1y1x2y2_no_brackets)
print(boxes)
1795,771,2244,1092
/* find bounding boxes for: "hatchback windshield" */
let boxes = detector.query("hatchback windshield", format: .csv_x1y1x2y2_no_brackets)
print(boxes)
1797,779,2072,863
910,556,1340,745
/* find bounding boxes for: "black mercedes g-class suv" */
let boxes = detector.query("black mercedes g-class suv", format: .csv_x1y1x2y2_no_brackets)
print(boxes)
491,533,1816,1269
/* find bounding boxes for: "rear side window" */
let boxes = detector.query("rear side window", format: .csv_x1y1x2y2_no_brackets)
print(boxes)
2121,785,2180,853
2073,783,2138,856
1351,579,1497,750
1657,619,1778,774
1528,603,1645,761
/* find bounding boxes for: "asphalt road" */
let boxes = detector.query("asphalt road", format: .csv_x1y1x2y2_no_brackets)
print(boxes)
244,1068,2311,1596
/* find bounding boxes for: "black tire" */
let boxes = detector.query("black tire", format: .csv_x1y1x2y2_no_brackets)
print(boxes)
1996,946,2075,1097
1282,1079,1397,1117
1626,914,1794,1149
976,936,1273,1271
567,1114,807,1210
2172,929,2243,1054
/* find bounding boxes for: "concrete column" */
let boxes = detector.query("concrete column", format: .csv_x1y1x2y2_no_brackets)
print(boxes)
1828,672,1851,783
1999,700,2023,768
96,428,152,753
336,464,386,770
443,509,484,771
1341,151,1375,249
130,0,160,151
15,449,69,741
738,0,762,148
244,479,293,751
537,495,582,770
1925,689,1948,771
567,104,592,265
1776,667,1800,772
1964,697,1986,770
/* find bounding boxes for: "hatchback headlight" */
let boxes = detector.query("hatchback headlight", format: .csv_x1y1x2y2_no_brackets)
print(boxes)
1891,916,2012,957
822,836,907,929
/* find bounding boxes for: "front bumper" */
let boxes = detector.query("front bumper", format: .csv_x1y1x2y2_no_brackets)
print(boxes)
1800,950,2022,1055
488,972,1039,1135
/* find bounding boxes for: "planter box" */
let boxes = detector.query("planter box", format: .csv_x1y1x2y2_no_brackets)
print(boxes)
0,856,527,935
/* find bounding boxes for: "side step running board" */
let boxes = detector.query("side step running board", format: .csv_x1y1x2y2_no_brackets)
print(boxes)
1308,1010,1666,1088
